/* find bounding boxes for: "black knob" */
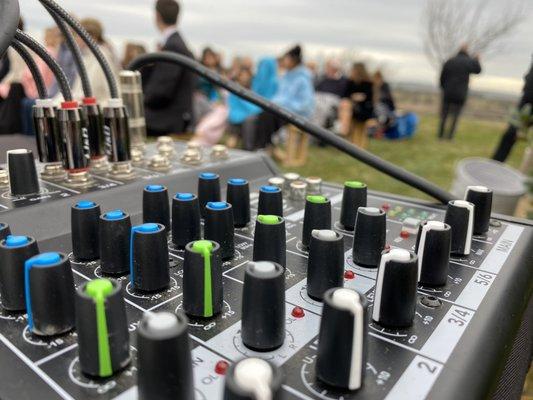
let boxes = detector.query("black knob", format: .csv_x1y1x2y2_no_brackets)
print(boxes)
415,221,451,286
302,195,332,248
171,193,201,249
75,278,130,377
242,261,285,351
223,358,284,400
444,200,474,256
130,223,170,292
372,249,418,328
143,184,170,230
352,207,386,267
24,252,75,336
137,311,194,400
339,181,367,231
7,149,40,196
204,201,235,260
183,240,223,318
71,200,101,261
226,178,251,228
253,215,286,268
0,222,11,241
99,210,131,275
198,172,221,217
465,186,493,235
307,230,344,301
0,235,39,311
257,185,283,217
317,288,368,390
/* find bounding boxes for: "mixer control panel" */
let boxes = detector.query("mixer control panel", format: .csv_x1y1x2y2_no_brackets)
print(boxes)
0,142,531,400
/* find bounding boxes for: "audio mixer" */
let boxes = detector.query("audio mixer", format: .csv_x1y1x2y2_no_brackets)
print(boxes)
0,141,531,400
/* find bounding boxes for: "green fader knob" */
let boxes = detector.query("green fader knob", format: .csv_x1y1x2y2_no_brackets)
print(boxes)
75,279,130,377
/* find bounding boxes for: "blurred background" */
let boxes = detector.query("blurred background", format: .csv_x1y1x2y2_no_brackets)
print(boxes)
2,0,532,220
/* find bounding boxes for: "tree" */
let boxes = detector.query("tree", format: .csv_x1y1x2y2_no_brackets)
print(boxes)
422,0,527,68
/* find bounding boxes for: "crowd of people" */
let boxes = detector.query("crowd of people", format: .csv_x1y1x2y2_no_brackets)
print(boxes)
136,0,401,152
0,0,398,152
0,0,530,162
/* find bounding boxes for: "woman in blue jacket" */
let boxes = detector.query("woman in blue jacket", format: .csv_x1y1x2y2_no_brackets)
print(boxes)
252,45,315,150
227,57,279,150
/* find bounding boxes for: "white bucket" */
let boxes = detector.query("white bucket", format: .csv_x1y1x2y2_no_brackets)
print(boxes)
450,157,527,215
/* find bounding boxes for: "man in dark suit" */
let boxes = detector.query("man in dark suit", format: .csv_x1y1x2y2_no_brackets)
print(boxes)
438,45,482,140
143,0,195,136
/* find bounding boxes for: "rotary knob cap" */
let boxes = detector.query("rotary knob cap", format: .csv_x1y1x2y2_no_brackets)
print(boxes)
307,230,344,301
241,261,285,351
444,200,474,256
415,221,451,286
465,186,492,235
137,312,194,400
372,249,418,328
352,207,386,267
317,288,368,391
223,358,284,400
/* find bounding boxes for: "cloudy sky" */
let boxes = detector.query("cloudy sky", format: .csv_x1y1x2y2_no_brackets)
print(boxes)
20,0,533,95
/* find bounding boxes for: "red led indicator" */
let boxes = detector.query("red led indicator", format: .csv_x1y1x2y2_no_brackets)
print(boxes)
400,231,410,239
291,306,305,318
214,360,229,375
344,270,355,280
381,203,391,211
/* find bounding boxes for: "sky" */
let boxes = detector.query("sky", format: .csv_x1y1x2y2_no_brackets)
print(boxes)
19,0,533,95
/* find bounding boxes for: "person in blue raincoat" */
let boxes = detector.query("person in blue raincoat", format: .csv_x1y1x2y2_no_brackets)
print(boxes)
227,57,279,150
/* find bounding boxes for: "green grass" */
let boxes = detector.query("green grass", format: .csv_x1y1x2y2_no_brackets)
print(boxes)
279,114,526,201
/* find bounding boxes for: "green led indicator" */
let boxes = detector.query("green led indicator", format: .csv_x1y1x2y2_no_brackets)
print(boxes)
257,215,280,225
306,195,328,204
86,279,114,377
192,240,214,317
345,180,365,188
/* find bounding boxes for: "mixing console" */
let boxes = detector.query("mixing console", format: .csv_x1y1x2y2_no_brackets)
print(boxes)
0,141,531,400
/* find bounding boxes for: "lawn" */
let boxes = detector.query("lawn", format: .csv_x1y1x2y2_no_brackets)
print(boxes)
279,113,527,202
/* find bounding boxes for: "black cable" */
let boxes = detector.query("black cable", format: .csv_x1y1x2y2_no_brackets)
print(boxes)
46,5,93,98
128,52,453,203
10,41,47,99
38,0,118,98
0,0,19,59
14,30,72,101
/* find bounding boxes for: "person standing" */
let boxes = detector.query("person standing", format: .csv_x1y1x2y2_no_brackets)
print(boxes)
492,59,533,162
438,45,481,140
143,0,195,136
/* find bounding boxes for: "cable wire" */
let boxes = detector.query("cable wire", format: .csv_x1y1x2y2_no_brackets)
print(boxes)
14,30,72,100
10,41,47,99
46,5,93,98
128,51,453,204
38,0,118,98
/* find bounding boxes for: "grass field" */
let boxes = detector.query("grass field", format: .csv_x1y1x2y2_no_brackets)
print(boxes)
279,114,527,201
